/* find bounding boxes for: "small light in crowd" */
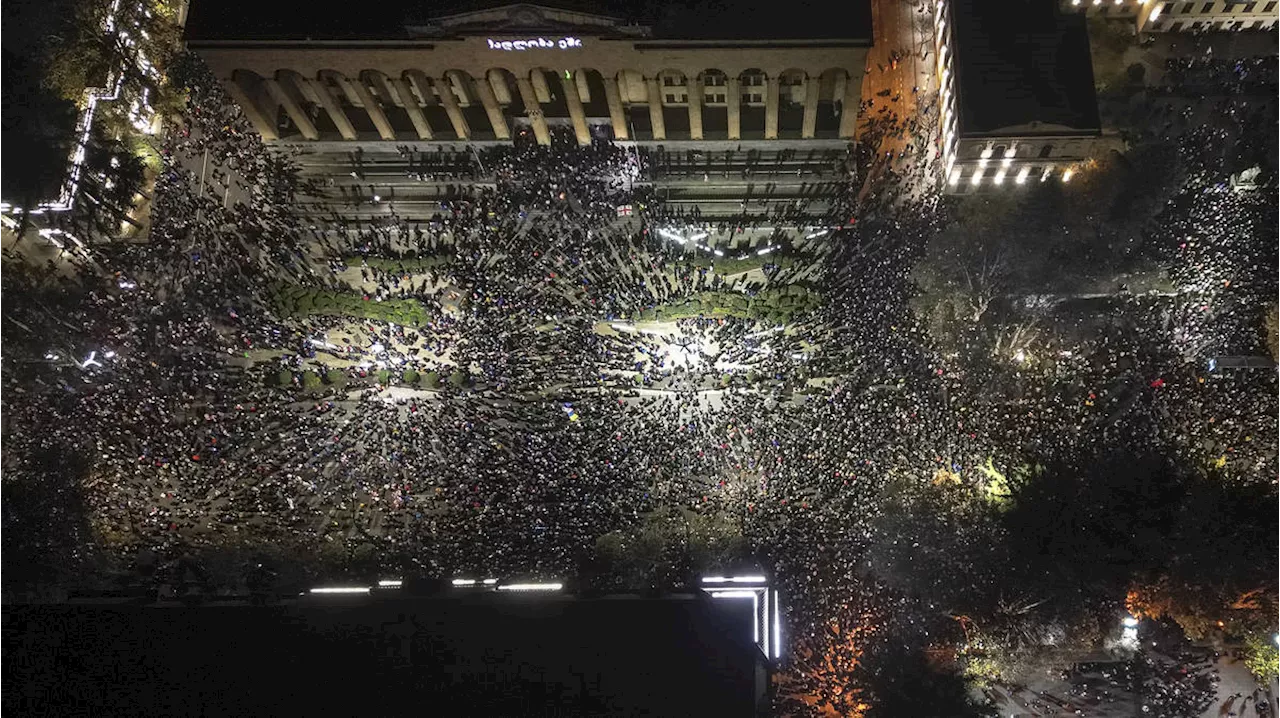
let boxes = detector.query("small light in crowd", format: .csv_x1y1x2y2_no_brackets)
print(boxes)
1013,349,1027,363
103,351,116,359
1123,616,1139,628
378,579,403,588
483,578,498,585
497,582,563,591
713,250,724,257
756,246,776,256
310,587,370,594
451,578,477,586
1061,169,1074,183
689,232,709,242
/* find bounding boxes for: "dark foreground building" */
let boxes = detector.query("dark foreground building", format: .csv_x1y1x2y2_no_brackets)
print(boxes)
3,592,769,717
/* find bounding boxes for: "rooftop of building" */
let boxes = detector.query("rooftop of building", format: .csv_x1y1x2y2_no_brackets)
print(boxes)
183,0,872,43
949,0,1101,136
3,593,766,717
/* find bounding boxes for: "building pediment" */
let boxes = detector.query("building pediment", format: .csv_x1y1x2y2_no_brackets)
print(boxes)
406,4,649,38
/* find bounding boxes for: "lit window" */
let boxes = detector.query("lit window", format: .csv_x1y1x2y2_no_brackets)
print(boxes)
970,168,983,185
1062,169,1074,182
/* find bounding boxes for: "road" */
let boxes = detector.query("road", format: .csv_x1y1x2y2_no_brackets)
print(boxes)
858,0,936,158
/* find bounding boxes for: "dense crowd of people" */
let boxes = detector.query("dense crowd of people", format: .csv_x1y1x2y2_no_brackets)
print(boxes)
2,38,1276,717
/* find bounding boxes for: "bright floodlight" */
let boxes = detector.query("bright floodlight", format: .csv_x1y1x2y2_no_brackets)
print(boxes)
452,578,477,586
1122,616,1139,628
710,590,760,599
310,587,370,594
483,578,498,585
378,579,403,588
498,582,563,591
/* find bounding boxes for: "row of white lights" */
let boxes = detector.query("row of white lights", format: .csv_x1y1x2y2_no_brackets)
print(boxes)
948,164,1074,187
700,576,781,660
309,578,564,594
1069,0,1171,31
935,0,959,181
1072,0,1150,6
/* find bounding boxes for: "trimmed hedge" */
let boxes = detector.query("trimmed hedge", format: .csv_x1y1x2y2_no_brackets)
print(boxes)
423,371,441,389
301,370,322,390
269,283,431,326
679,252,801,276
643,284,821,322
402,368,420,384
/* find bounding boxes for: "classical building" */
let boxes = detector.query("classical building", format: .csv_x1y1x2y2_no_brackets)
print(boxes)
934,0,1121,193
183,1,871,227
1060,0,1279,33
185,2,872,146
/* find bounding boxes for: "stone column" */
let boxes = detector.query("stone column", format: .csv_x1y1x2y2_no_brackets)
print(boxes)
438,74,471,140
726,77,740,141
602,74,627,140
263,78,319,140
472,74,510,140
801,75,820,139
687,76,704,141
838,71,860,139
645,77,666,141
391,77,433,140
303,77,357,140
560,71,591,147
345,77,397,140
224,78,279,141
514,75,550,146
765,75,781,140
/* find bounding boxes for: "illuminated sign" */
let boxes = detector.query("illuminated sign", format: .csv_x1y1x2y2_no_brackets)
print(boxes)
487,37,582,51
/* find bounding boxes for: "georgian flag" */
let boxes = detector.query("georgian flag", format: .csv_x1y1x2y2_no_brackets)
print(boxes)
616,205,633,217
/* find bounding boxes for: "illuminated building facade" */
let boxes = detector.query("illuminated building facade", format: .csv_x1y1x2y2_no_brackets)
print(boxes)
184,1,871,225
935,0,1121,193
1061,0,1279,33
186,3,871,146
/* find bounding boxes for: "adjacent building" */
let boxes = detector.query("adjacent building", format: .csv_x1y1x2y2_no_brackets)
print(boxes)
934,0,1121,193
1061,0,1279,33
